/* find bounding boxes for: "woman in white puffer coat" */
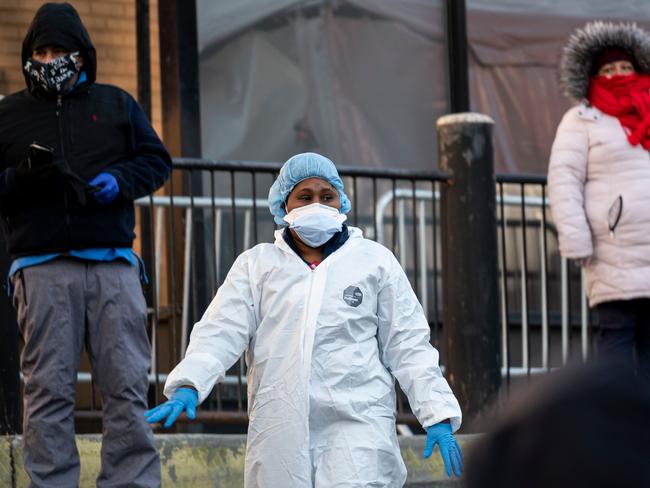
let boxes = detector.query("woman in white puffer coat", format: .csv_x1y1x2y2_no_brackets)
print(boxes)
548,21,650,378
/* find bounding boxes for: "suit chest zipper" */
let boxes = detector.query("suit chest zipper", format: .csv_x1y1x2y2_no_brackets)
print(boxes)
301,272,316,369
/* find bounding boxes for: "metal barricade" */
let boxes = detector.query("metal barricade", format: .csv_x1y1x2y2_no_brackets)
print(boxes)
68,159,590,428
375,176,591,383
128,160,450,427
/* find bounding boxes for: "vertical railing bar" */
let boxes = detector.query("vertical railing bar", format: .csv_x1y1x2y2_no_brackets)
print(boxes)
168,174,179,364
391,181,405,416
251,171,259,245
540,184,551,371
353,176,359,227
181,207,193,355
372,177,378,242
498,182,511,387
392,179,398,255
498,192,508,372
214,180,223,410
567,258,573,360
243,209,251,251
398,199,407,269
229,170,238,261
418,200,428,319
155,206,164,306
431,180,441,349
147,192,160,402
561,257,569,365
90,375,97,411
411,179,419,298
229,170,244,413
581,268,589,361
207,170,218,411
216,381,223,411
210,170,218,298
519,183,530,377
538,212,548,370
188,171,199,359
239,356,246,409
215,209,222,285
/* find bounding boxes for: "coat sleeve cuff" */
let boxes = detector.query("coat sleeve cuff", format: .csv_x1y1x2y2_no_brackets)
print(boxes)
164,353,227,404
422,413,462,433
418,400,463,433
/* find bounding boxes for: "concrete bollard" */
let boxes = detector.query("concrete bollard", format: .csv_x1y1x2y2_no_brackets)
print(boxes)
437,112,501,431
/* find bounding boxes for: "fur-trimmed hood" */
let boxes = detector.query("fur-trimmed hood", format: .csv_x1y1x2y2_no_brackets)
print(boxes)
560,21,650,102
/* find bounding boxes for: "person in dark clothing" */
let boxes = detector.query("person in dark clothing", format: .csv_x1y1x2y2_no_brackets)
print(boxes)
0,3,171,486
464,360,650,488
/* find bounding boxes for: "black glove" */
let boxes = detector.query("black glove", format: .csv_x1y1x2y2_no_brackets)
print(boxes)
14,142,63,192
14,159,63,189
14,141,96,205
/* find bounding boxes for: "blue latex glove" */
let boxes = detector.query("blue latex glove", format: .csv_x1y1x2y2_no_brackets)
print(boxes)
424,422,464,478
144,387,198,428
89,172,119,204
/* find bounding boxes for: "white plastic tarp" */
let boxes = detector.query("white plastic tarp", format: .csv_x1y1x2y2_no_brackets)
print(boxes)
197,0,650,173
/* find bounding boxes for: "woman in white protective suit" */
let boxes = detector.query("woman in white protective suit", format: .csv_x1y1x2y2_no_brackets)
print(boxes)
145,152,464,487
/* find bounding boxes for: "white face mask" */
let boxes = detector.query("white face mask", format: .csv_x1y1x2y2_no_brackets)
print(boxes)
283,203,347,248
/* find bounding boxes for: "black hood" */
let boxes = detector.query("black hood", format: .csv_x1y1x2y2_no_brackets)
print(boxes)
21,2,96,92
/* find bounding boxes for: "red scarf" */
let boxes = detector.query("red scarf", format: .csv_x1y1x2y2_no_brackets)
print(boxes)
587,73,650,149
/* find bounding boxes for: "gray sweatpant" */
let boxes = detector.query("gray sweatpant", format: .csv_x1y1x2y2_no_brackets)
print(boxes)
13,259,160,488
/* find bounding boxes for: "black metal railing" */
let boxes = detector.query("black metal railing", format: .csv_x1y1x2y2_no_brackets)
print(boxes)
70,159,451,428
70,159,590,429
496,174,590,388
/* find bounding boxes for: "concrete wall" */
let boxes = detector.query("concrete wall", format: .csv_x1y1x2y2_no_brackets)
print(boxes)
0,436,11,487
1,434,479,487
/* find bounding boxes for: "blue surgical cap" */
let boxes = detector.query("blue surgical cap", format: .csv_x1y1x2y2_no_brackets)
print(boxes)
268,152,352,226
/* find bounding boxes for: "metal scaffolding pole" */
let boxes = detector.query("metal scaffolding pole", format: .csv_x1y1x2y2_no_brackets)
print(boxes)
157,0,209,347
0,248,21,434
445,0,470,112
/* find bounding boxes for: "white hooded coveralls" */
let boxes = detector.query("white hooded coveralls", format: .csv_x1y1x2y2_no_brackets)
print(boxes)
165,227,462,487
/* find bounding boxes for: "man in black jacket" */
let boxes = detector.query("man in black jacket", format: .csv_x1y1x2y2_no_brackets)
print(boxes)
0,3,171,486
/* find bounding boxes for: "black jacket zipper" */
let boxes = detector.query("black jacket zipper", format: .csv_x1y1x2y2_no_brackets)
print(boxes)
56,95,72,245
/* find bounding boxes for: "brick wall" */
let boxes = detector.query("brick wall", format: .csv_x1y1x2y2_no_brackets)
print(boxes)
0,0,162,132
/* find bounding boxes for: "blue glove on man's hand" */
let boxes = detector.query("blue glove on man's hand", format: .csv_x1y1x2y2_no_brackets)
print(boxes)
144,387,198,428
89,172,119,204
424,422,464,478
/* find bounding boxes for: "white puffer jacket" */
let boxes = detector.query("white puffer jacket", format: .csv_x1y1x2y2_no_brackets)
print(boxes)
548,103,650,306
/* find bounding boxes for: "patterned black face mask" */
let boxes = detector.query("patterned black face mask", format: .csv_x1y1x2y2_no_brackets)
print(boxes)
23,52,81,95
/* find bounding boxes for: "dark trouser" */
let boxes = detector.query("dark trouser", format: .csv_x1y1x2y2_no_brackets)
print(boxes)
13,259,160,488
595,298,650,381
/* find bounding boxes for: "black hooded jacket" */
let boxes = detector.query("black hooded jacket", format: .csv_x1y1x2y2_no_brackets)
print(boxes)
0,2,171,258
